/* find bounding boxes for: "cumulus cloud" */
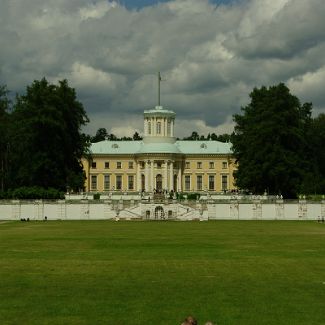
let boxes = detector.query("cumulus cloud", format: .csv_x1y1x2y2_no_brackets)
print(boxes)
0,0,324,137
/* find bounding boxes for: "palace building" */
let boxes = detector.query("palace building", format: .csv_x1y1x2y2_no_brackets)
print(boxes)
82,105,237,193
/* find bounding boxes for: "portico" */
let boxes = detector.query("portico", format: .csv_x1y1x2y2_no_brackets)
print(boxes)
136,158,179,192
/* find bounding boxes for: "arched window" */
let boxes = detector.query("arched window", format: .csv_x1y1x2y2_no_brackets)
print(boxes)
167,120,171,135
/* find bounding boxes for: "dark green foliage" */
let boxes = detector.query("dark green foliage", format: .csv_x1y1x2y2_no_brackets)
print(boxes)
90,129,142,142
186,192,200,200
0,186,64,199
300,113,325,193
183,131,230,142
93,193,100,200
132,131,142,140
0,85,10,192
91,127,108,142
231,83,313,198
183,131,200,140
9,78,89,191
211,133,231,142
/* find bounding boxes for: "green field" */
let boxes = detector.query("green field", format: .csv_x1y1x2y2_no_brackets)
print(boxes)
0,221,324,325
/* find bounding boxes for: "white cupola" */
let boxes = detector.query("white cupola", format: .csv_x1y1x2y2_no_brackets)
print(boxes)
143,105,176,143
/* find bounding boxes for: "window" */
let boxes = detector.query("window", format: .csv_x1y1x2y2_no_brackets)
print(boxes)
197,175,202,190
91,161,96,169
91,175,97,190
104,175,110,190
157,161,162,168
148,121,151,134
209,162,214,169
222,161,228,169
197,162,202,169
185,162,190,169
209,175,214,190
167,120,171,135
157,121,161,134
141,161,145,169
222,175,228,191
129,161,133,169
116,175,122,190
185,175,191,191
117,162,121,169
128,175,134,190
105,162,109,169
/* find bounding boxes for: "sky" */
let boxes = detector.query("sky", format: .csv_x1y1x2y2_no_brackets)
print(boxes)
1,0,325,138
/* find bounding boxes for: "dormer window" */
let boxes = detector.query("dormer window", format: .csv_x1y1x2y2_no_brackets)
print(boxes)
112,143,119,149
200,143,207,149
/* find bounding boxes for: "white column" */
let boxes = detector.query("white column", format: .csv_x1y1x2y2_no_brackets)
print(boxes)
164,160,168,190
164,118,167,136
145,161,149,192
137,161,141,191
151,160,154,192
171,119,174,137
153,117,156,136
178,165,181,192
144,119,147,136
169,161,174,191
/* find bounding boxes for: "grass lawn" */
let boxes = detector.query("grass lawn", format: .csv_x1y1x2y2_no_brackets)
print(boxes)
0,220,324,325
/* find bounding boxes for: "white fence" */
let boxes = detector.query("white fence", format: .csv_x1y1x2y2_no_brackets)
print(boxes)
0,199,324,221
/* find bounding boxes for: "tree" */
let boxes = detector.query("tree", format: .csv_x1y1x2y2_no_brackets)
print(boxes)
91,128,108,143
183,131,200,140
311,114,325,192
9,78,89,191
301,113,325,194
0,85,10,191
231,83,312,198
132,131,142,140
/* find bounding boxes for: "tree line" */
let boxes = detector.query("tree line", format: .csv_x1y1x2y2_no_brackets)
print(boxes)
90,128,142,143
90,128,231,143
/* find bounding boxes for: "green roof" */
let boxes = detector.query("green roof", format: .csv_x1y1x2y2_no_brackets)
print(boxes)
90,141,142,154
176,140,232,154
143,105,176,117
90,140,232,155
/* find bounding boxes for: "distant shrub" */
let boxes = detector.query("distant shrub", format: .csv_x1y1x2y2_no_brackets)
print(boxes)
176,192,185,200
187,193,200,200
93,193,100,200
0,191,9,199
9,187,64,199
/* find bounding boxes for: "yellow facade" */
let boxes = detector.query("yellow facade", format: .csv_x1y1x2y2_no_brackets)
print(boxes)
82,154,236,193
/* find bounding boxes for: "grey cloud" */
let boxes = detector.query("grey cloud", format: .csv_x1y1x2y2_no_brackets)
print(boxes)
0,0,324,137
225,0,325,60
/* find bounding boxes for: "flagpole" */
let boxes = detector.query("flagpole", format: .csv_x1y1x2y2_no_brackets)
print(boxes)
158,71,161,106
